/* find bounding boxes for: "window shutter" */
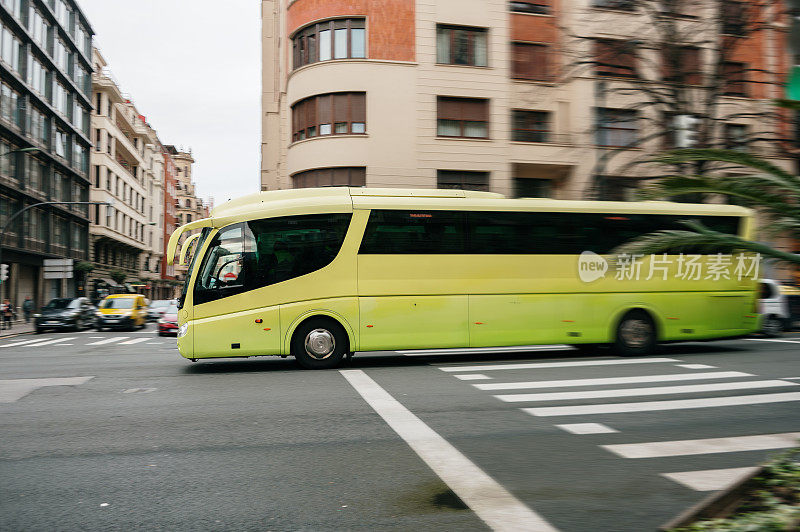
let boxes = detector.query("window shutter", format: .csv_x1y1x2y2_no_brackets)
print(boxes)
317,94,332,125
333,93,349,123
351,93,366,123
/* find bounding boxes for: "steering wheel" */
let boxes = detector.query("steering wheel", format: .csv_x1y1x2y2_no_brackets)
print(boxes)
214,257,243,286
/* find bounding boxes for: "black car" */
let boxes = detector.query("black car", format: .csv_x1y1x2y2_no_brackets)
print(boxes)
34,297,95,333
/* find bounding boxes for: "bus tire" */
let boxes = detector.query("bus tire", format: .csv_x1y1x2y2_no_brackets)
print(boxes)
761,315,784,338
291,318,348,370
614,310,657,357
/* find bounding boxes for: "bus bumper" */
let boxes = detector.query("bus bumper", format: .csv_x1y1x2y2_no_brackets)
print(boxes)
177,321,194,359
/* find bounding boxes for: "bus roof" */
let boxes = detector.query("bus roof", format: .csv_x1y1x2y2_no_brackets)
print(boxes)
166,187,751,265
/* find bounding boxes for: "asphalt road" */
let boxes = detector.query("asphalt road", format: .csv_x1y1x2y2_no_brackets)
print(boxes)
1,325,798,531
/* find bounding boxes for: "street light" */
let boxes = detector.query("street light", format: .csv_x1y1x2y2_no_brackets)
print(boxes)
0,200,113,285
0,147,41,157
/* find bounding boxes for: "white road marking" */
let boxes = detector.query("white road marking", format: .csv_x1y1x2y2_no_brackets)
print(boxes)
455,374,492,381
662,467,760,491
118,338,150,345
0,376,94,403
402,345,572,356
147,342,164,345
495,380,796,403
744,338,800,344
440,358,679,373
555,423,619,435
603,432,800,459
523,392,800,417
340,369,558,532
783,377,800,380
676,364,717,369
88,336,103,339
475,371,753,391
53,343,73,346
1,337,56,348
24,337,77,347
86,337,129,346
123,388,157,393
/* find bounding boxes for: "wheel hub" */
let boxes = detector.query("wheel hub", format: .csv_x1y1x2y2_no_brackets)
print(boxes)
304,329,335,360
620,319,651,348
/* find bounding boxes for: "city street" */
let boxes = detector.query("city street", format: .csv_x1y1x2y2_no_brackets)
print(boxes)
1,328,798,531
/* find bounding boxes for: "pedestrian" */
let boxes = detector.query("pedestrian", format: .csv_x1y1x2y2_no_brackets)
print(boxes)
1,299,13,330
22,296,33,324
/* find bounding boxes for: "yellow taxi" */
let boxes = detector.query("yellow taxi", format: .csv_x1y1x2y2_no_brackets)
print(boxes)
95,294,148,331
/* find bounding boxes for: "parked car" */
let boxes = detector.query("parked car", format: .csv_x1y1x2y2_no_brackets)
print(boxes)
95,294,148,331
147,299,176,322
758,279,795,336
157,303,179,336
34,297,96,333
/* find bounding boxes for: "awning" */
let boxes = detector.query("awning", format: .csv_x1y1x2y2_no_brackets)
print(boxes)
101,278,121,288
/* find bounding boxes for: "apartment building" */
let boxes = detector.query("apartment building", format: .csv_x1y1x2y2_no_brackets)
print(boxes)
0,0,93,307
165,145,209,281
260,0,793,200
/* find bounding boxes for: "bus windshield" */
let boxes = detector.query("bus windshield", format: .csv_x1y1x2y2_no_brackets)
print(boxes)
178,227,211,309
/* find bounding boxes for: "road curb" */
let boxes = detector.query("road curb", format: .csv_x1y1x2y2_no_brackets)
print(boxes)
658,466,765,531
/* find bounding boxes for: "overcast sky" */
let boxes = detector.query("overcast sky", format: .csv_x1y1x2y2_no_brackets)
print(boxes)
78,0,261,206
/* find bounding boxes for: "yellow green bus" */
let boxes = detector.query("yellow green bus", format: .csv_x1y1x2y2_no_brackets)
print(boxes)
167,187,759,369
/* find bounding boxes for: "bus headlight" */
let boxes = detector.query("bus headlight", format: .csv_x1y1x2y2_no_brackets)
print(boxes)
177,323,188,338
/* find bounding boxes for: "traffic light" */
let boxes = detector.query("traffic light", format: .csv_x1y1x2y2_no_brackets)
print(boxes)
674,114,700,148
0,264,7,284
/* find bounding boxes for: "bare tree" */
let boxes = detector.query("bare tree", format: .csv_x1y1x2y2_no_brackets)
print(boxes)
562,0,791,199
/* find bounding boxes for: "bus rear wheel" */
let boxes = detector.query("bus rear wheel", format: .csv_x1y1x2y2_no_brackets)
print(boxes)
614,311,656,357
291,318,348,370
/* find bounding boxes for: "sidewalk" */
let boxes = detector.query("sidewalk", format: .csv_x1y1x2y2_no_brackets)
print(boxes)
0,319,36,339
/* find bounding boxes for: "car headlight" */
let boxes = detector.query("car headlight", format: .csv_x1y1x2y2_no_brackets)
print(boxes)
34,313,41,318
177,323,188,338
95,311,102,317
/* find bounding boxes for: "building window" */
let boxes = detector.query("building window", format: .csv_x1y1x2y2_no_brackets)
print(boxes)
28,7,48,46
724,124,748,151
437,170,490,191
27,56,48,96
54,83,69,116
662,46,702,85
28,106,49,145
28,157,45,193
721,0,746,35
594,39,637,78
54,38,69,72
514,178,552,198
592,0,636,10
437,97,489,139
510,1,550,15
0,24,21,73
722,61,747,97
292,167,366,188
511,42,550,81
0,139,16,178
292,92,366,142
0,82,20,127
436,25,488,67
55,130,68,158
292,18,366,70
512,110,550,142
2,0,22,19
596,108,638,147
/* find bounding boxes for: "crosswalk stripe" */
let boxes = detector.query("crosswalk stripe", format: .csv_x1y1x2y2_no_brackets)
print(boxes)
603,432,800,459
661,467,760,491
440,357,679,372
24,337,77,347
1,337,56,348
475,371,753,391
86,337,129,346
118,338,151,345
495,380,796,403
523,392,800,417
455,374,492,381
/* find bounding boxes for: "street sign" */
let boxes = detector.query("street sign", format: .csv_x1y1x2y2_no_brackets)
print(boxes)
43,258,73,279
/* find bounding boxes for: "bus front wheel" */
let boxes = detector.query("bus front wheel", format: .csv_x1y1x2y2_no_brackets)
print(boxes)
614,310,657,357
291,318,348,370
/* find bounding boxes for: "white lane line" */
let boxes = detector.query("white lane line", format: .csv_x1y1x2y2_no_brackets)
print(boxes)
676,364,717,369
475,371,753,391
118,338,150,345
524,392,800,417
0,376,94,403
0,337,56,348
440,358,679,373
24,337,78,347
86,337,129,346
455,374,492,381
662,467,760,491
401,345,572,356
340,369,558,532
495,380,797,403
88,336,103,339
556,423,618,435
53,343,73,346
603,432,800,459
744,338,800,344
147,342,165,345
784,377,800,380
